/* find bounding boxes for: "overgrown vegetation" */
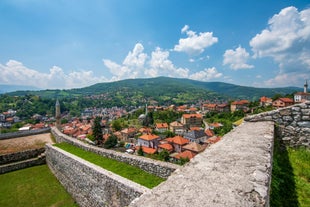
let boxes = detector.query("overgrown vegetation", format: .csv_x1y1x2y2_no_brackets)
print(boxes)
0,165,77,207
270,137,310,207
204,111,245,136
54,142,165,188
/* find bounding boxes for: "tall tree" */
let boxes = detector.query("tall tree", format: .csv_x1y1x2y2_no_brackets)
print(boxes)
92,116,103,146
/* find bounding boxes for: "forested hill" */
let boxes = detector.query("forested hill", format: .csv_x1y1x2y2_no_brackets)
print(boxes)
6,77,300,102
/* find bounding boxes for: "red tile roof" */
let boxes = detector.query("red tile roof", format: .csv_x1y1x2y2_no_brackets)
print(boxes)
174,150,196,160
158,143,173,152
139,133,160,141
205,129,214,137
155,123,168,129
136,146,157,154
278,97,294,103
182,114,202,119
169,135,190,145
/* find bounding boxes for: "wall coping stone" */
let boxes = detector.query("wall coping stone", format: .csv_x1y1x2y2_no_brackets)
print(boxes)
130,121,274,207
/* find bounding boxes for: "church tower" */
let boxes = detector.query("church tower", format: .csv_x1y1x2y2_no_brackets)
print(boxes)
55,99,61,129
304,80,308,93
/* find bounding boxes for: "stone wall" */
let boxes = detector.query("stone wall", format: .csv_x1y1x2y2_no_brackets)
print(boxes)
0,148,46,174
130,121,274,207
245,101,310,147
0,148,45,165
51,127,179,178
46,144,149,207
0,128,50,140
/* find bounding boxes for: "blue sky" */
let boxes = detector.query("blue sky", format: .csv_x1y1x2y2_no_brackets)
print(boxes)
0,0,309,89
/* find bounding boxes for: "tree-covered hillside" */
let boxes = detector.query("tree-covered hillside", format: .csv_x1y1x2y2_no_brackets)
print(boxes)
6,77,300,102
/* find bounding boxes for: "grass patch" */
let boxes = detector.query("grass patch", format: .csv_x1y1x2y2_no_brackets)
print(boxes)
54,142,166,188
0,165,77,207
270,137,310,207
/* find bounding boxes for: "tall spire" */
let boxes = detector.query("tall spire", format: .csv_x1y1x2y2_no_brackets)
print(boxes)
55,99,61,129
304,80,308,93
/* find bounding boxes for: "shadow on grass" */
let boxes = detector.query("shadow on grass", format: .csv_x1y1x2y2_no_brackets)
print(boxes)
270,133,299,207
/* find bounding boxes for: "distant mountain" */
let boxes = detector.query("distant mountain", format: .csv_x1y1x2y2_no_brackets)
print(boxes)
5,77,302,103
0,84,40,94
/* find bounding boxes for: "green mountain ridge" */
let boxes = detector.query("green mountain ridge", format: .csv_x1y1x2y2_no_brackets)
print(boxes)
6,77,301,101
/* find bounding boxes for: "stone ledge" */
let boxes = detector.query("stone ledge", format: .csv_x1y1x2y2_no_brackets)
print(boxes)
129,121,274,207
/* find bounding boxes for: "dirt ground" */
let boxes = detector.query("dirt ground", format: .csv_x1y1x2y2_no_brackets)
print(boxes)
0,133,54,155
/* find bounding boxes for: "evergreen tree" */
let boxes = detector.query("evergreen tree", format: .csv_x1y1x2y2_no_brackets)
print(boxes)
92,116,103,146
104,134,118,149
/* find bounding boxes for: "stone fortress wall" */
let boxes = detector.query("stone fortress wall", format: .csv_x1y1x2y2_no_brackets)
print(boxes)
245,101,310,147
0,148,46,174
46,144,150,207
44,101,310,206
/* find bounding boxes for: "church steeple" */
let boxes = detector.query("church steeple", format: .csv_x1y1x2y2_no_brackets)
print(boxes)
55,99,61,129
304,80,308,93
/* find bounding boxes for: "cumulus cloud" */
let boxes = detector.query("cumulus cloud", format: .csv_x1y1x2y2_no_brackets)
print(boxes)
0,60,107,89
189,67,222,81
223,46,254,70
250,6,310,85
103,43,148,81
174,25,218,54
103,43,223,82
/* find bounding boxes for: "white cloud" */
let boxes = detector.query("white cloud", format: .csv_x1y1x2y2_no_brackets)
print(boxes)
250,6,310,85
189,67,222,81
103,43,223,82
174,25,218,54
223,46,254,70
264,73,306,87
0,60,107,89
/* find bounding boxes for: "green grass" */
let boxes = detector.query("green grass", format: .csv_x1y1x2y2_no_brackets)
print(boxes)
288,147,310,207
0,165,77,207
270,138,310,207
54,142,166,188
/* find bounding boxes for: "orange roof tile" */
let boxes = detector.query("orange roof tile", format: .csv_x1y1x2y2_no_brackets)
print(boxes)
205,129,214,137
278,97,294,103
165,136,189,146
206,136,221,144
155,123,168,128
182,114,202,119
136,146,157,154
174,150,196,160
158,143,173,151
139,133,160,141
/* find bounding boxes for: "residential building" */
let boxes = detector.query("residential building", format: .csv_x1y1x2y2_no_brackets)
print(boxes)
120,127,136,141
260,96,273,107
216,104,230,112
180,114,203,128
230,100,249,112
183,129,208,143
169,121,185,135
155,123,169,133
173,150,197,160
165,135,190,153
182,142,206,153
158,143,174,153
294,80,310,103
137,133,161,149
272,98,294,108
